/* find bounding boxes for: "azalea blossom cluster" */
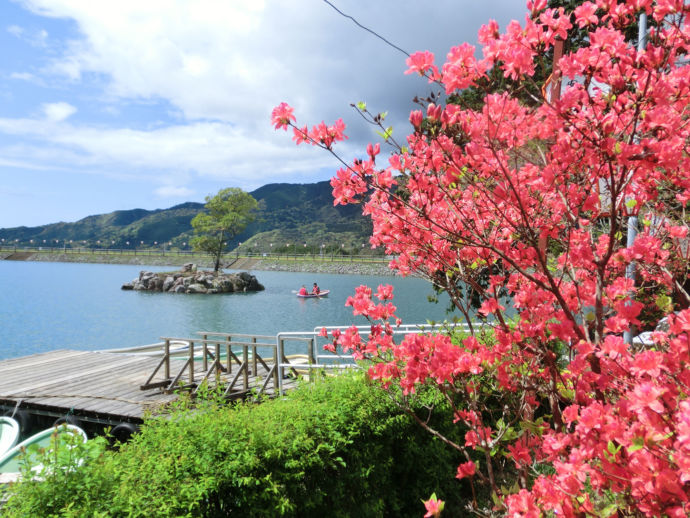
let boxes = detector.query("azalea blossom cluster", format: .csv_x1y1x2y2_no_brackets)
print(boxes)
273,0,690,516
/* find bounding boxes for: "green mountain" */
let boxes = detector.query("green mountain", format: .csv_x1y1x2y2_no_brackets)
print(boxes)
0,181,373,253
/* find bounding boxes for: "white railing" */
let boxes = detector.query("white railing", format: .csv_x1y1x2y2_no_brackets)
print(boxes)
275,322,475,394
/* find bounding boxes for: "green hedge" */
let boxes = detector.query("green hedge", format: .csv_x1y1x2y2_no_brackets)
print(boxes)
1,372,469,517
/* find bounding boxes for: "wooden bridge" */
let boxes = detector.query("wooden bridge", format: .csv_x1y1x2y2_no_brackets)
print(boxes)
0,332,317,430
0,323,464,433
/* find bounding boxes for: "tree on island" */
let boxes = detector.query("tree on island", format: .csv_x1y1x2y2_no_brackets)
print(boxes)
191,188,258,273
273,0,690,516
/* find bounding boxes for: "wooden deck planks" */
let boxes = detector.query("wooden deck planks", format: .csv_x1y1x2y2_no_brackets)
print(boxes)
0,350,88,373
0,351,179,421
0,351,97,386
0,350,292,422
5,355,155,396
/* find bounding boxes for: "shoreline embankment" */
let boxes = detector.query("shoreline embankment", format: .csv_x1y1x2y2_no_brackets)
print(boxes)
0,250,396,276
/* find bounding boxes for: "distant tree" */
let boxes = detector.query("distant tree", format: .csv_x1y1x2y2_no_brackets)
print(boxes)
191,188,258,273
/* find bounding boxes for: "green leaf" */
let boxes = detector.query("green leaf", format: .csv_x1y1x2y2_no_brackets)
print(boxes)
627,437,645,453
656,294,672,311
356,101,367,111
520,420,540,434
379,111,388,121
625,198,638,210
601,503,620,517
607,440,620,455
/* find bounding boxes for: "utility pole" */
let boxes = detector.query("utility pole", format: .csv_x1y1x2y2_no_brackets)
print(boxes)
623,12,647,346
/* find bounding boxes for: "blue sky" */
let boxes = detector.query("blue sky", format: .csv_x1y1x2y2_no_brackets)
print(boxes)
0,0,526,228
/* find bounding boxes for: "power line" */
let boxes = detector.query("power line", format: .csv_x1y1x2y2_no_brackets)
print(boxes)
322,0,410,57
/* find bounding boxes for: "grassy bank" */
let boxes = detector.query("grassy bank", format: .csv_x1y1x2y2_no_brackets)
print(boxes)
1,372,469,517
0,249,395,276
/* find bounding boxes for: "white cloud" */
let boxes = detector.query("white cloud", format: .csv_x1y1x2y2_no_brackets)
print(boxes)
7,25,23,37
2,0,529,225
7,24,48,47
9,72,35,81
154,185,195,198
0,115,338,188
19,1,525,130
42,102,77,121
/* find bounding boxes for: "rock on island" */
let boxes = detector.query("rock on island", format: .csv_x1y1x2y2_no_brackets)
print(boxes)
121,263,264,294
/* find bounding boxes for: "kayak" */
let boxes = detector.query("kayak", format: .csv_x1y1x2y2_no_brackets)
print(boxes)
0,424,87,483
296,290,329,298
0,417,20,458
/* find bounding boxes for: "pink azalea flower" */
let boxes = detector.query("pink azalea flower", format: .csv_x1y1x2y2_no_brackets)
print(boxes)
405,50,439,79
423,495,444,518
455,461,476,479
573,2,598,28
270,102,295,130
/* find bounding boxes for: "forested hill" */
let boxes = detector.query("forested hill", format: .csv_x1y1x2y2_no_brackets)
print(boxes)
0,181,372,251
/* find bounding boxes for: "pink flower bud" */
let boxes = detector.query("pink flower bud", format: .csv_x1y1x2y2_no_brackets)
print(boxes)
366,142,380,159
410,110,423,128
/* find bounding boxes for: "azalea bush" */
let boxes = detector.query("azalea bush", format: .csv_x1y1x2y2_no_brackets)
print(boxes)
1,373,467,517
273,0,690,515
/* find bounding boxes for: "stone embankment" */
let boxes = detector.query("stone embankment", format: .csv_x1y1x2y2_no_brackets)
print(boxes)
122,263,264,294
252,259,393,276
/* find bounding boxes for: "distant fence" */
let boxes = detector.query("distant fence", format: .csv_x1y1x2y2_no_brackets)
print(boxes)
0,245,394,264
0,245,197,256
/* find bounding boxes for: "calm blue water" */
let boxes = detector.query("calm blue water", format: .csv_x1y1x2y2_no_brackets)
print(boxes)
0,261,456,360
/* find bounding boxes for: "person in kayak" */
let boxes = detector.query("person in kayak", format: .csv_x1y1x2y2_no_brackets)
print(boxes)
298,285,308,296
312,283,320,295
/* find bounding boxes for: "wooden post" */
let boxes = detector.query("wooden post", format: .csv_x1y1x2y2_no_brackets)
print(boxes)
214,342,221,383
242,344,249,391
226,335,232,373
189,340,195,385
272,342,279,393
538,37,565,259
550,38,564,102
164,339,171,380
308,337,315,366
252,336,257,375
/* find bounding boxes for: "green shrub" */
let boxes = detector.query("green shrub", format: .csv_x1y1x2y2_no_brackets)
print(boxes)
2,372,468,517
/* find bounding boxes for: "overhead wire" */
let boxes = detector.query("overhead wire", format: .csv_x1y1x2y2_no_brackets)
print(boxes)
321,0,410,57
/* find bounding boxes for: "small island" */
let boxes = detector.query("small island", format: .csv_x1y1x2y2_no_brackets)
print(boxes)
121,263,264,294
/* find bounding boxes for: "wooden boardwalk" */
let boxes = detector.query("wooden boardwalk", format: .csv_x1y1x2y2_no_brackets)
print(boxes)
0,346,298,426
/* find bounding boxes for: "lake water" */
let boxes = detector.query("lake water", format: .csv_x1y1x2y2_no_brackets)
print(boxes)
0,261,457,360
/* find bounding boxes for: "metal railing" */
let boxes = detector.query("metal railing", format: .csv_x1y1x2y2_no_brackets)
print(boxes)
275,322,476,394
112,323,478,398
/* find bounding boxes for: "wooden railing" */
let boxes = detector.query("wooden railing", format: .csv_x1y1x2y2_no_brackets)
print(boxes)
135,324,480,398
140,333,281,399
